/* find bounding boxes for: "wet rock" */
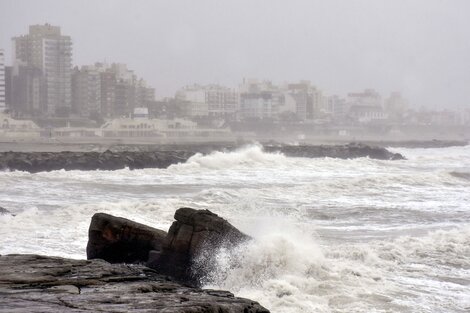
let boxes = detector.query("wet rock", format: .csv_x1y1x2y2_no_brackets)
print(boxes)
0,150,196,173
0,254,269,313
87,213,167,264
265,142,405,160
148,208,250,285
0,206,12,215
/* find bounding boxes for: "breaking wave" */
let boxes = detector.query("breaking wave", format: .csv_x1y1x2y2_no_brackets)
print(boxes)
202,225,470,313
170,144,287,170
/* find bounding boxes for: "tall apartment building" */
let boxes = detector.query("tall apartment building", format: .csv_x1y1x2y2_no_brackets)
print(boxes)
12,24,72,116
71,62,155,118
71,65,101,117
0,49,5,112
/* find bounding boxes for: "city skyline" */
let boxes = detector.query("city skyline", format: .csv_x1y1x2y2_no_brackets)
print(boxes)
1,0,469,109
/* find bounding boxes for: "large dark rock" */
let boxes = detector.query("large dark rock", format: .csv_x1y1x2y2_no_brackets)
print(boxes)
87,213,167,264
0,254,269,313
148,208,250,286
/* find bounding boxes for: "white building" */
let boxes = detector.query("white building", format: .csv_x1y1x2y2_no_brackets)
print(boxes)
0,112,41,138
100,115,232,140
0,49,5,112
12,24,72,115
285,81,325,121
176,84,239,118
239,79,284,120
347,89,387,123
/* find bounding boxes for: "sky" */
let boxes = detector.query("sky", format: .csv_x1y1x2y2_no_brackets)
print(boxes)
0,0,469,108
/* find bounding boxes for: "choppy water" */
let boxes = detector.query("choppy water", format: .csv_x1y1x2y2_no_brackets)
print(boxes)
1,145,469,313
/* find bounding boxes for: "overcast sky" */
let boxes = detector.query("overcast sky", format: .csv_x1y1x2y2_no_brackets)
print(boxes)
1,0,469,108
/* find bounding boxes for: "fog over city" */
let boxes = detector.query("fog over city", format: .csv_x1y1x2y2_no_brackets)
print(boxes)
1,2,470,313
1,0,469,108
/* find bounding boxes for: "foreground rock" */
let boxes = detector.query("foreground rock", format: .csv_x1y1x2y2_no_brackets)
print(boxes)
148,208,251,285
0,143,404,173
87,209,250,286
0,254,269,313
86,213,167,264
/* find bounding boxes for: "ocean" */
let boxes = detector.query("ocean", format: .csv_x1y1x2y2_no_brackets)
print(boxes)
1,144,469,313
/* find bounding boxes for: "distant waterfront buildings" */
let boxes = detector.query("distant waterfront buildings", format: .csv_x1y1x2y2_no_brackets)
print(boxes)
11,24,72,116
71,65,101,117
175,84,238,119
2,22,468,134
0,49,5,112
71,63,155,118
346,89,387,124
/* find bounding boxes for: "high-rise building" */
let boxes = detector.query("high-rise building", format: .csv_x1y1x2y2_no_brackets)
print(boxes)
12,24,72,116
70,62,155,118
0,49,5,112
71,65,101,117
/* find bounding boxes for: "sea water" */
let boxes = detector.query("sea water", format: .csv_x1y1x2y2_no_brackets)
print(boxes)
1,145,469,312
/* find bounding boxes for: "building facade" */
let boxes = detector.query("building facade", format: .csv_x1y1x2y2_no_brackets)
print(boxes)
0,49,5,112
176,84,238,118
71,65,101,117
12,24,72,116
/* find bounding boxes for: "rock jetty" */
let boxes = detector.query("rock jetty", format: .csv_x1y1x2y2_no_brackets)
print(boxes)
266,142,404,160
0,143,404,173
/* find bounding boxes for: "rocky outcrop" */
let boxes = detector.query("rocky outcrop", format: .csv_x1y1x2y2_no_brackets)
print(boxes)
0,254,269,313
148,208,250,285
266,142,405,160
86,213,167,264
86,209,250,287
0,143,404,173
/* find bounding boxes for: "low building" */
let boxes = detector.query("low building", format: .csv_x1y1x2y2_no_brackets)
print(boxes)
0,112,41,138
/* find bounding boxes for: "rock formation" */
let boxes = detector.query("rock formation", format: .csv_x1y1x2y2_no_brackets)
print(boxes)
0,254,269,313
148,208,250,285
86,213,167,264
87,209,250,287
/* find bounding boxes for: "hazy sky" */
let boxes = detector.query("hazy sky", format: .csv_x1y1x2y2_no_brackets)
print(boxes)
1,0,469,108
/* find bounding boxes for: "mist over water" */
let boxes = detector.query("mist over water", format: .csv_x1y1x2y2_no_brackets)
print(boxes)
1,145,470,312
